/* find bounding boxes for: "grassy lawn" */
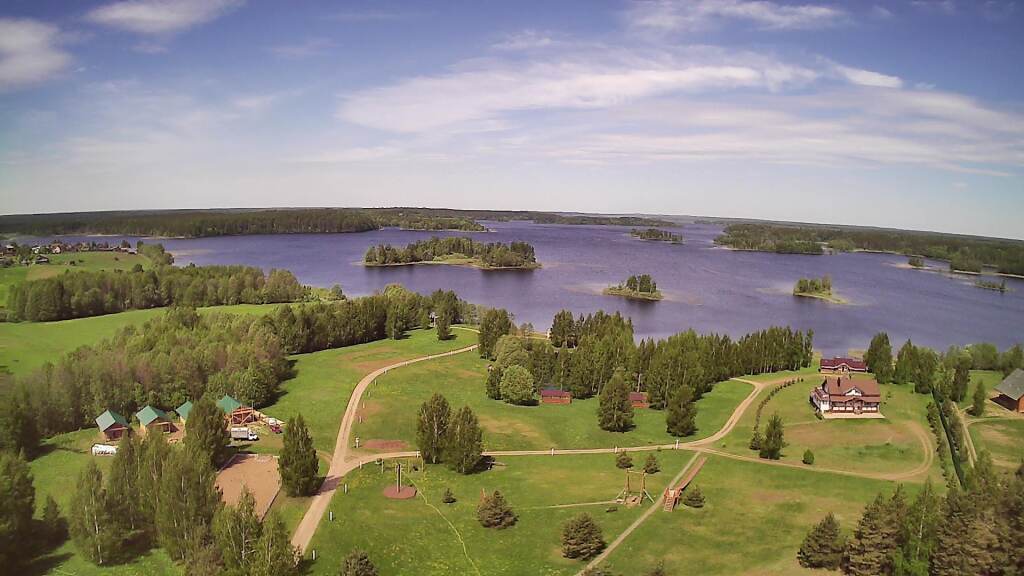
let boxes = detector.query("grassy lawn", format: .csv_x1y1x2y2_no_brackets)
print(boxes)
263,329,476,455
351,353,753,453
600,455,900,576
969,419,1024,471
305,450,699,576
0,251,151,308
958,370,1010,413
717,373,937,480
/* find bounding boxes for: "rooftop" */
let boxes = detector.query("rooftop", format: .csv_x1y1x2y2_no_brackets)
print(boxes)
136,405,170,426
95,409,129,431
995,369,1024,401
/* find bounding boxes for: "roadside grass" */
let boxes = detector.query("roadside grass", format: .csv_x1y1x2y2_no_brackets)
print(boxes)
350,353,753,453
600,455,900,576
969,419,1024,471
718,373,937,480
305,450,698,576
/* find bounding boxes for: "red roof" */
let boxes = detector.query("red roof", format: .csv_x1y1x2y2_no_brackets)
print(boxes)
817,376,881,401
629,392,648,402
821,357,867,370
540,388,571,398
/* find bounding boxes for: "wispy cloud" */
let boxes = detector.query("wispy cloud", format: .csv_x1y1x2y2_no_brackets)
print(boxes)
0,18,73,92
328,9,415,23
833,65,903,88
86,0,244,35
910,0,957,15
268,37,334,59
492,30,559,51
627,0,848,32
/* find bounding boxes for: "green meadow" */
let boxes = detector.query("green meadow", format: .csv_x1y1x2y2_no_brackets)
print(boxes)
0,251,151,308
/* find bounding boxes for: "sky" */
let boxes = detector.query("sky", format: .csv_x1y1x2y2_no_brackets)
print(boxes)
0,0,1022,239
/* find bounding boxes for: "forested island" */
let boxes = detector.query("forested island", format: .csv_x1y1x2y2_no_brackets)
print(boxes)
363,236,539,269
715,223,1024,275
975,278,1008,293
630,228,682,243
792,275,845,304
0,207,669,238
603,274,663,301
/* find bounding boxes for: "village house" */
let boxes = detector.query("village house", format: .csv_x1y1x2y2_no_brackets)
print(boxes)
540,387,572,405
95,410,131,442
820,357,868,373
177,400,193,426
630,391,650,408
810,375,882,416
994,369,1024,413
218,395,257,425
136,405,176,435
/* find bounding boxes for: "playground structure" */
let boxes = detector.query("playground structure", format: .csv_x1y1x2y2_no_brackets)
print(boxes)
616,469,655,508
663,455,707,511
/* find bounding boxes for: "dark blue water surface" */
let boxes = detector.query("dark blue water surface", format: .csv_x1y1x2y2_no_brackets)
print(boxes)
38,222,1024,355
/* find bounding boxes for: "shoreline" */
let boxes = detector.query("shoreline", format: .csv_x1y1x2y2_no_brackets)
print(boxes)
793,291,849,305
602,287,664,301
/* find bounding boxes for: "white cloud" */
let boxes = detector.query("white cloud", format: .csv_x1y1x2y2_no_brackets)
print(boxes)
870,5,895,19
328,10,414,23
910,1,957,15
0,18,72,92
86,0,244,35
268,38,334,59
493,30,558,51
627,0,847,32
834,65,903,88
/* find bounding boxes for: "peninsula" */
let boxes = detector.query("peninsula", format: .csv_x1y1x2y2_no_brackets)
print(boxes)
363,236,540,269
603,274,663,301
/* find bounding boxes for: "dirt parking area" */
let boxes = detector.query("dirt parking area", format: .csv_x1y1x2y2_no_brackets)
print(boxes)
216,453,281,519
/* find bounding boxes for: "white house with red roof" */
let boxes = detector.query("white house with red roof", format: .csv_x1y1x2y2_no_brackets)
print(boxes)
810,375,883,418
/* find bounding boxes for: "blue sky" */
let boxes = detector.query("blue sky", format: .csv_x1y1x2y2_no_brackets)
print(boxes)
0,1,1022,239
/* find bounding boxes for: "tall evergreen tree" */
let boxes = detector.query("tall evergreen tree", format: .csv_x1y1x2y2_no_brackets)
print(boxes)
40,494,67,547
68,460,124,565
183,396,230,468
561,513,606,560
759,412,784,460
106,433,143,533
971,380,987,416
444,406,484,474
930,489,1002,576
665,385,697,437
249,513,299,576
280,414,320,496
865,332,894,384
155,449,221,562
598,368,634,432
137,432,170,527
894,340,916,385
435,311,451,341
797,513,844,569
477,490,517,529
416,393,450,464
643,453,660,474
340,550,379,576
842,494,899,575
0,451,35,567
213,487,262,576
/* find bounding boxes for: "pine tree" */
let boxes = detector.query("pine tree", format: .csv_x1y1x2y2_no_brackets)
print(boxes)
416,393,450,465
842,494,899,575
340,549,379,576
802,449,814,465
68,460,124,565
485,367,503,400
442,488,456,504
106,433,143,534
435,311,451,341
894,339,916,385
184,395,230,468
0,451,36,567
893,481,939,576
615,451,633,470
40,494,67,546
477,490,517,529
749,427,762,451
760,412,784,460
561,513,606,560
865,332,894,384
683,485,705,508
665,385,697,437
444,406,484,474
643,453,660,474
280,414,320,496
249,513,299,576
971,380,987,416
213,487,262,575
797,513,843,569
598,368,634,432
155,449,221,562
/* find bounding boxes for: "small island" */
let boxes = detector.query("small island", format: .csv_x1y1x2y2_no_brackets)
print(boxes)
603,274,663,301
908,256,925,268
975,278,1008,293
793,275,847,304
363,236,540,269
630,228,682,244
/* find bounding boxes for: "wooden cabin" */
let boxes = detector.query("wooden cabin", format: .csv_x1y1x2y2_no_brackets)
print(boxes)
95,410,130,442
630,391,650,409
994,369,1024,413
217,395,257,425
540,388,572,405
177,400,193,426
136,405,175,435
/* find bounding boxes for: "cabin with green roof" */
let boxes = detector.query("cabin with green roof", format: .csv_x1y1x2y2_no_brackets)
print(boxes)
177,400,193,425
136,405,176,435
218,394,256,425
95,410,130,441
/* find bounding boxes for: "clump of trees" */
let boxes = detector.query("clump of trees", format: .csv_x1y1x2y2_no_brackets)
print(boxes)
630,228,682,243
615,274,659,295
793,275,832,295
364,236,538,268
415,394,484,474
759,412,785,460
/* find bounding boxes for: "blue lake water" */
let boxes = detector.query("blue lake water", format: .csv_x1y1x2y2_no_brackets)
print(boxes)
37,221,1024,355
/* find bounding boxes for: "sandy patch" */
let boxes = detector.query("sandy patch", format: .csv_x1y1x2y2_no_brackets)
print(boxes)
363,439,409,451
215,453,281,520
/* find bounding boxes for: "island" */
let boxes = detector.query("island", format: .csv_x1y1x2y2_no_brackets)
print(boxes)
975,278,1008,293
603,274,663,301
363,236,540,269
793,275,847,304
908,256,925,268
630,228,683,244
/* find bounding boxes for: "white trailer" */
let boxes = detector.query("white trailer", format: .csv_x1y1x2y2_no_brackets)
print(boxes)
91,443,118,456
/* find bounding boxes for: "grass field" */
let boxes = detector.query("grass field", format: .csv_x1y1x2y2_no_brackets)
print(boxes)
718,373,938,480
350,352,753,453
600,455,901,576
969,418,1024,471
305,450,699,576
0,251,151,308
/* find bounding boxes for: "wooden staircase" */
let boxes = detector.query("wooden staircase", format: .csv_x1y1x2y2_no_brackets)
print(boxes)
663,455,707,512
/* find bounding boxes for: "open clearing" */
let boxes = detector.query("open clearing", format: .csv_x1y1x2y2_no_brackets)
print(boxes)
0,251,151,309
969,418,1024,470
216,453,282,519
350,351,753,453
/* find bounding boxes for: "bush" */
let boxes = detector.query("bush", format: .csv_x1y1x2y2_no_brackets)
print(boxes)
561,513,606,560
803,449,815,465
615,451,633,470
477,491,517,529
683,485,705,508
442,488,456,504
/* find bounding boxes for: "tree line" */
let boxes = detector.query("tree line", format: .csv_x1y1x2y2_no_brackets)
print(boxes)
716,223,1024,275
363,236,538,268
617,274,659,294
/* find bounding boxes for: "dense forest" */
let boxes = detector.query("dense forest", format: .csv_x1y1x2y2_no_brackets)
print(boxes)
630,228,682,243
715,223,1024,275
0,207,670,238
364,236,538,268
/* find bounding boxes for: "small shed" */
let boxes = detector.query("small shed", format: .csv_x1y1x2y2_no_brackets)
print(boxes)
177,400,193,426
95,410,130,442
540,388,572,405
218,395,256,425
994,369,1024,413
136,405,175,435
630,391,650,409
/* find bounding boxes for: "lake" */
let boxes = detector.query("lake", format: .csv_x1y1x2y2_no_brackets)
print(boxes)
37,221,1024,355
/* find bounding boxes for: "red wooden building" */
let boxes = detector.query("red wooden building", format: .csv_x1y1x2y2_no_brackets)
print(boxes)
540,388,572,405
630,391,650,408
820,357,868,373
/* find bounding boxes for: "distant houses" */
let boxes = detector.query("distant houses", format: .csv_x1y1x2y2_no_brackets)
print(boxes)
540,388,572,405
93,394,260,447
820,357,867,373
810,375,882,417
95,410,131,442
994,369,1024,413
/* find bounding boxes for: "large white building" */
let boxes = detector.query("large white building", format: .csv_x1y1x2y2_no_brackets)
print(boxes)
810,376,881,416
